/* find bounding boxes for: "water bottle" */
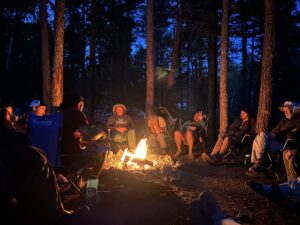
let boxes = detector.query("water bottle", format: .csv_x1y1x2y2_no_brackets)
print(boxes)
85,175,99,205
244,154,251,166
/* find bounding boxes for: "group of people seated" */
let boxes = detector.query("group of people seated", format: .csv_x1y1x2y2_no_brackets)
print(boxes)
2,95,300,224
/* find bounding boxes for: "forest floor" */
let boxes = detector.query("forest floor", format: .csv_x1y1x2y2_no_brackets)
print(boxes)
62,147,300,225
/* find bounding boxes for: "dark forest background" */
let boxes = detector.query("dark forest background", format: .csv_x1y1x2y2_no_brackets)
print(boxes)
0,0,299,135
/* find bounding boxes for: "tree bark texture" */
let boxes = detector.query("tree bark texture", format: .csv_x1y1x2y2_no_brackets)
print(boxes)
207,2,218,139
51,0,65,108
40,0,51,106
146,0,155,115
219,0,230,133
255,0,275,133
167,2,183,90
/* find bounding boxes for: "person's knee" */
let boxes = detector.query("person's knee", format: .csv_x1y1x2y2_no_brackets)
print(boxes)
257,132,268,140
186,131,194,139
174,130,182,139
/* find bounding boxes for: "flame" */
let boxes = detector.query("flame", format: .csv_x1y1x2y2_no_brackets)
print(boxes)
133,138,147,159
120,138,150,169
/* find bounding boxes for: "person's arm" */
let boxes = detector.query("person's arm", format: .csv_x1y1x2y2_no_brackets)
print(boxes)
106,115,115,129
126,115,135,130
270,118,285,137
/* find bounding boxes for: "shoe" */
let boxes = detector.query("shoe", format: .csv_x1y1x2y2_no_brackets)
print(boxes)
202,153,219,164
246,181,285,205
246,163,266,177
189,154,195,160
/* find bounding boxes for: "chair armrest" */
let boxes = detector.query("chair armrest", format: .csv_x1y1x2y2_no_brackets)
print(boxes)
241,134,254,144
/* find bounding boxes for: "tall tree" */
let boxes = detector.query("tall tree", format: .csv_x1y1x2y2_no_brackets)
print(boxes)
167,1,183,90
51,0,65,108
219,0,230,133
207,0,218,139
255,0,275,132
146,0,155,114
88,0,96,122
40,0,51,105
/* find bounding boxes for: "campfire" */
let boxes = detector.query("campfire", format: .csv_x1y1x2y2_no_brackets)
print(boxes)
104,138,182,173
120,138,155,170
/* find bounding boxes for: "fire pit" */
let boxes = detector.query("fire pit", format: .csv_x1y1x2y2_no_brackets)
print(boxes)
104,138,181,172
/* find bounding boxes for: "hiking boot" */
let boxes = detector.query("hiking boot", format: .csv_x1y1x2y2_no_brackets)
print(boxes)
246,160,266,177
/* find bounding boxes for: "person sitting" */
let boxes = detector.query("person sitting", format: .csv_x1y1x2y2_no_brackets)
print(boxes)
147,109,168,154
247,177,300,208
173,111,207,159
106,103,136,152
246,101,300,177
202,108,255,164
60,94,108,178
0,125,92,225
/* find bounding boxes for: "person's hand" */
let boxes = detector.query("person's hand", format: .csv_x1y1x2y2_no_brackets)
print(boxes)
198,111,204,121
285,149,296,161
116,127,127,133
187,126,196,131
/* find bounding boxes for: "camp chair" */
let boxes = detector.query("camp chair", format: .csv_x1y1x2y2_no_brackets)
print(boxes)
266,139,296,181
28,112,105,196
158,107,178,137
222,134,254,163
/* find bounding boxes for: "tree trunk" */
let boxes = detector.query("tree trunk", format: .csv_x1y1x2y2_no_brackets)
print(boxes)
51,0,65,108
167,2,183,89
40,0,51,105
146,0,155,115
88,0,96,122
207,2,218,139
241,13,248,107
219,0,230,134
255,0,275,133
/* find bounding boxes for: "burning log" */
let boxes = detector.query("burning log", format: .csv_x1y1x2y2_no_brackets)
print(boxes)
122,155,154,167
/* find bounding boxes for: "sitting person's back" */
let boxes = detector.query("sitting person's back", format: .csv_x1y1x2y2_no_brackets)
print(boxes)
60,94,108,177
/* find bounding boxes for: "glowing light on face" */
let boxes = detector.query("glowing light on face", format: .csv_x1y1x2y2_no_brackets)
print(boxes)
115,106,125,116
240,111,248,120
283,107,292,119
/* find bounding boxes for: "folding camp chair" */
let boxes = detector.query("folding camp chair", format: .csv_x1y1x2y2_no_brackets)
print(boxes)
222,134,254,163
28,112,105,196
266,139,296,181
158,107,178,138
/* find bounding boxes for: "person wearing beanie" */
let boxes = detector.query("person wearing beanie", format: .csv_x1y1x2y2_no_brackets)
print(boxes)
202,108,255,165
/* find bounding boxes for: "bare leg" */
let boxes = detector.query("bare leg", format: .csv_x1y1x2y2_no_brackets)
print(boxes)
186,131,195,159
174,130,183,157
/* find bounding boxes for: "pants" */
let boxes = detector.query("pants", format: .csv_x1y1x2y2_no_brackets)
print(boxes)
264,177,300,203
283,149,299,181
61,148,106,177
148,133,167,149
112,129,136,149
251,132,284,163
211,136,231,155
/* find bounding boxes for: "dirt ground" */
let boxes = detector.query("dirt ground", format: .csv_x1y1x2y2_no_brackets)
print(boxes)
62,148,300,225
